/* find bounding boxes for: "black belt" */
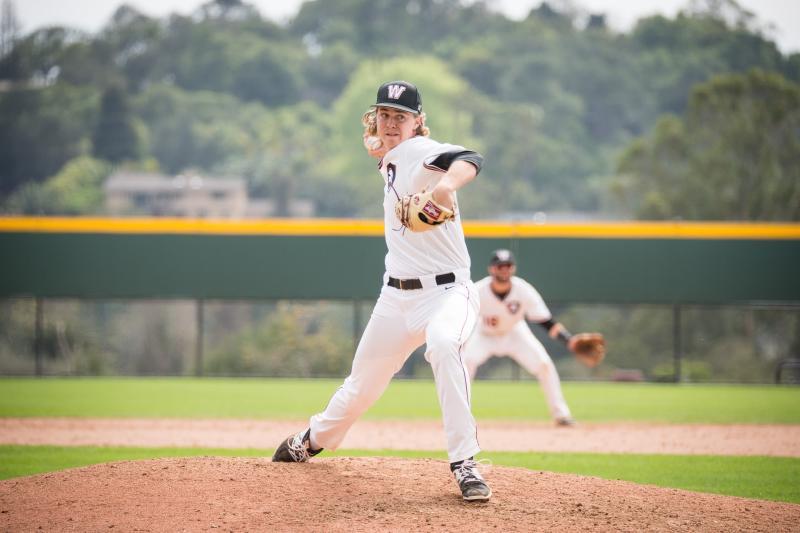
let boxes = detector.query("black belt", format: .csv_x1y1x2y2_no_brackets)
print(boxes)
387,272,456,290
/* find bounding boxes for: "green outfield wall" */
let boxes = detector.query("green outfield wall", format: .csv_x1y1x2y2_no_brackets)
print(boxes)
1,218,799,304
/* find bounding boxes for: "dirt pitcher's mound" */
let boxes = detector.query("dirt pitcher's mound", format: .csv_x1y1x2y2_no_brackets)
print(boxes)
1,457,798,532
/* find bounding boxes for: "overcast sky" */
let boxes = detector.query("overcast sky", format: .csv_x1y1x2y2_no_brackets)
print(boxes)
12,0,800,54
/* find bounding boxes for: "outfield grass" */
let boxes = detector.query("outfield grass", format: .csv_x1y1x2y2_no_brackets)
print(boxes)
1,445,798,504
2,378,798,504
1,377,799,423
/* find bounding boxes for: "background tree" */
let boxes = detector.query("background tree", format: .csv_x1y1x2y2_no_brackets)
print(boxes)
98,6,163,91
3,156,111,215
2,0,799,218
133,84,266,174
616,69,800,220
0,84,98,196
92,84,142,164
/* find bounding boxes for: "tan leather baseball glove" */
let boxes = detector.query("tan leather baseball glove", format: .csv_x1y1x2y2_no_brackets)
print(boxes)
569,332,606,368
395,189,455,232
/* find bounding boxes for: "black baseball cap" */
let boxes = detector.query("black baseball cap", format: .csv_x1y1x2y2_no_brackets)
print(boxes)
375,80,422,114
490,249,515,266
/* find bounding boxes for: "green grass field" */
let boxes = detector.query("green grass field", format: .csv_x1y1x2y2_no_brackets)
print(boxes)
1,446,797,504
2,377,799,423
1,378,799,503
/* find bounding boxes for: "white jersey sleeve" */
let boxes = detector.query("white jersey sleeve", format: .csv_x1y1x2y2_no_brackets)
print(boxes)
379,136,472,278
518,277,552,323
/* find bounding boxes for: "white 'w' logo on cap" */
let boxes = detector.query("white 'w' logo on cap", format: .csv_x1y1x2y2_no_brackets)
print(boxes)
387,84,407,99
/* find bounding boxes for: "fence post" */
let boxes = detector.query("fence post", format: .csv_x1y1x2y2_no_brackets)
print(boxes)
34,297,43,376
195,299,204,377
673,304,682,383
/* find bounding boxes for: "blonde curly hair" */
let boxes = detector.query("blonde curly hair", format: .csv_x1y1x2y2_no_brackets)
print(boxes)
361,107,430,139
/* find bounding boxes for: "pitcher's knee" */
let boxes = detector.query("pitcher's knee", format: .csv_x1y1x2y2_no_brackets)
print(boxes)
425,329,461,364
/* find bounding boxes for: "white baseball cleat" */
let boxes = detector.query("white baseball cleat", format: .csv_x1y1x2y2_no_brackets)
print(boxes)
452,458,492,501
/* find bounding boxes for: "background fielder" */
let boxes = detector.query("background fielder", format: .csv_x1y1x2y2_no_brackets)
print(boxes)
463,249,605,426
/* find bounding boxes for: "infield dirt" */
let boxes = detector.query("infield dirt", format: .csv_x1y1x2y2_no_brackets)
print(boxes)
2,418,800,456
2,456,799,532
2,419,800,531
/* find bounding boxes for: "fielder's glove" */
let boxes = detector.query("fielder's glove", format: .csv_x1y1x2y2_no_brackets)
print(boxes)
569,332,606,368
395,189,455,232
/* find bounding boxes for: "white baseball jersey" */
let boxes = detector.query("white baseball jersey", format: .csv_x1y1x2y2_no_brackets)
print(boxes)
380,136,471,278
475,275,552,336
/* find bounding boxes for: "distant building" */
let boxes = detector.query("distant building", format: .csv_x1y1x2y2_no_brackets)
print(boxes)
104,171,314,218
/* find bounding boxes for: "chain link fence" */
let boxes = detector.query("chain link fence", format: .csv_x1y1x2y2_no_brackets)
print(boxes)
1,298,798,383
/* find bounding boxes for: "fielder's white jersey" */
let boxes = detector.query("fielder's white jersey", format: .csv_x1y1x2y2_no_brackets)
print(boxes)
380,136,471,278
475,275,552,336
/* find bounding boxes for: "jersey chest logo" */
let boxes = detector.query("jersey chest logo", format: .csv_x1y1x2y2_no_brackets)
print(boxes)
385,162,400,198
506,301,521,314
386,163,396,186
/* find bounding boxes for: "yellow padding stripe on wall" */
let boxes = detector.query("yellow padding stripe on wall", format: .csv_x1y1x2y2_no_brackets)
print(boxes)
0,217,799,239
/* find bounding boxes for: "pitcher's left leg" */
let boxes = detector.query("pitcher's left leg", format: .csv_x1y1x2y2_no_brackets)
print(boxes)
423,283,480,463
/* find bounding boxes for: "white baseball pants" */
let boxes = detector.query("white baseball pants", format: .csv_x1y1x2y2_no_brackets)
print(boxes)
462,321,572,420
309,273,480,463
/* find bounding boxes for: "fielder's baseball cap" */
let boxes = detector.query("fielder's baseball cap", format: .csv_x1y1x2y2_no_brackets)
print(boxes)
375,80,422,114
490,249,516,266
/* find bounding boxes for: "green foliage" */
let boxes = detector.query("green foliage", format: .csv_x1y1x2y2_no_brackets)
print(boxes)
40,156,111,214
220,101,332,214
290,0,509,57
132,84,267,174
617,69,800,220
0,300,109,374
143,9,299,105
204,303,352,377
92,84,142,163
3,156,111,215
0,299,35,373
556,305,675,381
0,27,85,81
631,12,790,113
107,301,193,376
1,0,799,216
302,43,361,106
0,84,98,195
98,6,164,90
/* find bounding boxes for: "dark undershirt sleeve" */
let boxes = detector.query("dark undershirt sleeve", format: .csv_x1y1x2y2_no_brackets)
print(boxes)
535,318,556,333
427,150,484,175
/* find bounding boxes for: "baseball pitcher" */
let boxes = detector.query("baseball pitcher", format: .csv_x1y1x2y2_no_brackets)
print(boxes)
273,81,491,501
